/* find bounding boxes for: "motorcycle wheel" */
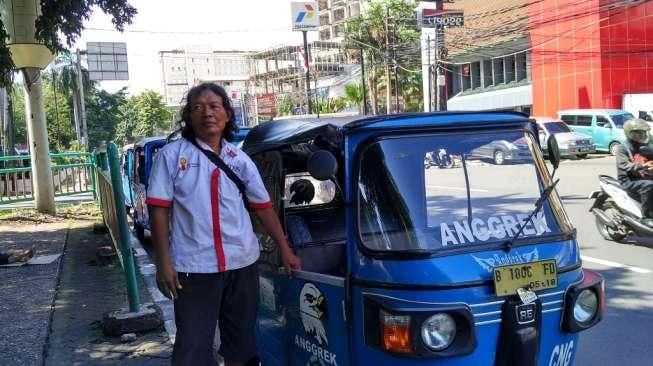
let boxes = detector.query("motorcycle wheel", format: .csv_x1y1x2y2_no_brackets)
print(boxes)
595,215,626,242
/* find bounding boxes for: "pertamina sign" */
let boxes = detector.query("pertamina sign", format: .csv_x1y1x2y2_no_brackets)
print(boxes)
291,2,319,31
421,8,464,28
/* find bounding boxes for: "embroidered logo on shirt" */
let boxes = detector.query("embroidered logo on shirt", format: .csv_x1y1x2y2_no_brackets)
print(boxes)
228,149,237,158
179,156,188,171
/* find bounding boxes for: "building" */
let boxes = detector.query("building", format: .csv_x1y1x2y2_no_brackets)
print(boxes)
317,0,363,41
427,0,653,117
248,41,359,120
159,47,256,126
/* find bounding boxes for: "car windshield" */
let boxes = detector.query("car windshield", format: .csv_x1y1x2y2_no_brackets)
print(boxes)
357,131,573,253
543,122,571,133
610,113,634,128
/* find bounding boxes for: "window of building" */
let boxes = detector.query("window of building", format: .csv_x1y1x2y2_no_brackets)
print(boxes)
493,58,504,84
333,8,345,23
482,59,493,87
318,0,328,10
320,13,330,26
505,55,516,83
333,24,343,37
350,3,361,17
516,53,527,81
461,64,471,91
471,61,481,89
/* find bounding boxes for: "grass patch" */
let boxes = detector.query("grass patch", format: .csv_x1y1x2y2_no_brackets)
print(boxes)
0,202,101,224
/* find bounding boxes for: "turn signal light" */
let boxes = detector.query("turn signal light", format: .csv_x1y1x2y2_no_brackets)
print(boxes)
380,309,412,353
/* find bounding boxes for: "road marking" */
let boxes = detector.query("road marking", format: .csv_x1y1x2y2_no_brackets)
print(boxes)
427,185,489,193
581,255,652,274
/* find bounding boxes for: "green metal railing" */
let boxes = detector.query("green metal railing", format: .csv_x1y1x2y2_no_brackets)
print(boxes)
0,152,96,204
95,142,141,312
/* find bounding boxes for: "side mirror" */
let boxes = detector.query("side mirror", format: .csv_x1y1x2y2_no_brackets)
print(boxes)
307,150,338,181
547,135,561,170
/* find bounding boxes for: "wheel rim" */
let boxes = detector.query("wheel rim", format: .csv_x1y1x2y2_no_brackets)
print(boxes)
494,151,504,165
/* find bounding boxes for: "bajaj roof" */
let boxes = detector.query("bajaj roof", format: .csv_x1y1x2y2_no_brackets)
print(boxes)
242,111,531,155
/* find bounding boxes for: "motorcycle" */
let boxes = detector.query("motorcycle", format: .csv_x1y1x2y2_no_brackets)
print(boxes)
590,174,653,241
424,148,457,169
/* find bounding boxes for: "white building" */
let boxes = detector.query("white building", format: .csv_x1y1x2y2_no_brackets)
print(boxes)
159,46,250,107
318,0,363,41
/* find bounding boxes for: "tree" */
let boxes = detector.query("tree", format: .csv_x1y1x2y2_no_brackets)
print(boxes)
343,0,421,114
116,90,172,144
344,83,365,114
0,1,137,87
86,88,127,148
42,72,75,151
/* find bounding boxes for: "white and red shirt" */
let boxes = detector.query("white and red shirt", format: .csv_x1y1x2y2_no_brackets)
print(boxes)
145,137,272,273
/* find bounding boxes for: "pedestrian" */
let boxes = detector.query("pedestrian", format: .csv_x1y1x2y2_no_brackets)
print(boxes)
146,83,301,366
0,248,34,265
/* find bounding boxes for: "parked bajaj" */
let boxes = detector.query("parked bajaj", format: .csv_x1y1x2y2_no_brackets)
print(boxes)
242,112,604,366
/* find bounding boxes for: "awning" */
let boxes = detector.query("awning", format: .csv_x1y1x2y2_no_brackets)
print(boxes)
447,84,532,111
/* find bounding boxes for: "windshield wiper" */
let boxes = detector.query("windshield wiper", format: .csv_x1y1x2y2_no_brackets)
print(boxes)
504,178,560,251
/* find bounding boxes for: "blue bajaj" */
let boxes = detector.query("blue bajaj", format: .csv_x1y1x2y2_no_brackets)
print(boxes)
243,112,604,366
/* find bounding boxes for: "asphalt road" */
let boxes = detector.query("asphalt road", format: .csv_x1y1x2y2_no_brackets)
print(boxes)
552,155,653,366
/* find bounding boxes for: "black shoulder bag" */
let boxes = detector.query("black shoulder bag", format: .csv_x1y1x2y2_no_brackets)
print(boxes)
185,137,250,210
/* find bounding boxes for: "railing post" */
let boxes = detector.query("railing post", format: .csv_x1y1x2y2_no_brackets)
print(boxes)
90,152,97,200
107,142,141,312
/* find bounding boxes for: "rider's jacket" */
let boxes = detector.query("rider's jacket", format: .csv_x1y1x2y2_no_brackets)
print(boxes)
616,141,648,184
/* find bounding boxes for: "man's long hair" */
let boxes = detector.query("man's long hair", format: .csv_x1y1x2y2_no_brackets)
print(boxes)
178,83,238,142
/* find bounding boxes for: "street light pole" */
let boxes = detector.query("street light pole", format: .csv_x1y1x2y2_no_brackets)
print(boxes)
76,49,88,147
302,30,312,114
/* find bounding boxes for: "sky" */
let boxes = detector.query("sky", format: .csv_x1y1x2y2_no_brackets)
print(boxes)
73,0,320,95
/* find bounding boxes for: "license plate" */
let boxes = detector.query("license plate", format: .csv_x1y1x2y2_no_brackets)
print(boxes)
493,260,558,296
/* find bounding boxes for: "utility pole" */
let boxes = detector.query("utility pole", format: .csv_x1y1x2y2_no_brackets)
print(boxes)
427,35,432,112
302,31,313,114
76,49,88,147
23,68,56,214
384,7,392,114
434,1,447,112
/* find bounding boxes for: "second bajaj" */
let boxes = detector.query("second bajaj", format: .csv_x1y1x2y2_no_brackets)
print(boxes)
242,111,604,366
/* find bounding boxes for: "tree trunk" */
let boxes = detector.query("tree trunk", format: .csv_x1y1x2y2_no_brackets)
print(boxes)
368,57,379,115
23,68,55,214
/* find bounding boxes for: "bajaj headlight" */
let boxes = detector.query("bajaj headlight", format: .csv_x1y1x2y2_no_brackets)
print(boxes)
421,313,456,351
573,289,598,323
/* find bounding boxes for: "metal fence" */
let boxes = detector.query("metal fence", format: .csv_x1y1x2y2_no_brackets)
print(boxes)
0,152,96,204
95,143,141,312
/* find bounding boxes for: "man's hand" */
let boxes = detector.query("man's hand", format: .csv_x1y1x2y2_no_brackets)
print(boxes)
156,261,182,300
643,161,653,170
280,247,301,276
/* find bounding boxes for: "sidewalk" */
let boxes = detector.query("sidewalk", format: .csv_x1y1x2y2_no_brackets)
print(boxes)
0,205,172,365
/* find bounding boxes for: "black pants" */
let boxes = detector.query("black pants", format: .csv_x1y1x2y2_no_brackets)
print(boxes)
623,179,653,218
172,263,259,366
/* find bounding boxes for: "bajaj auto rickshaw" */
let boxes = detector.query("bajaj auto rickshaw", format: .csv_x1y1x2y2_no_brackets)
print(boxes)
130,136,167,240
242,112,604,366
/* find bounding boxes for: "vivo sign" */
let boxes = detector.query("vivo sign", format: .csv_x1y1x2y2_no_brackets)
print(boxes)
421,9,464,28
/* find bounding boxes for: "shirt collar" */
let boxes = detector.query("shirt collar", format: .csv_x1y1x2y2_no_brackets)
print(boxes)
194,137,237,158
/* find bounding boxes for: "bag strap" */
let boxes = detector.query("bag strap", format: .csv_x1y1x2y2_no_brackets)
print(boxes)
185,137,250,210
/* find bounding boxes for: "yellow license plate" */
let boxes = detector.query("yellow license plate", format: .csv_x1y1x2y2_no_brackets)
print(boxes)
493,260,558,296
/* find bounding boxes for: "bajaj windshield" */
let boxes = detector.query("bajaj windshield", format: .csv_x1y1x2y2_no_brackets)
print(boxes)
357,131,572,253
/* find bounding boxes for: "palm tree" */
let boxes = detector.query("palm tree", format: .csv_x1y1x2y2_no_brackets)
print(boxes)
344,83,364,114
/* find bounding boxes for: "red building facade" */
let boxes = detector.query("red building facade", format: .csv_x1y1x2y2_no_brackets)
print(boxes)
529,0,653,117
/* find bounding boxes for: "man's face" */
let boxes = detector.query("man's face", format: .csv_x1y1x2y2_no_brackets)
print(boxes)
631,130,649,144
189,90,231,139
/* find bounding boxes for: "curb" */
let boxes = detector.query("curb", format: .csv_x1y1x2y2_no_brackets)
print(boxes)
130,234,177,344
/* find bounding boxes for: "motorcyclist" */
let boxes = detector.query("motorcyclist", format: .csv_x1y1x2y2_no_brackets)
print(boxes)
616,118,653,225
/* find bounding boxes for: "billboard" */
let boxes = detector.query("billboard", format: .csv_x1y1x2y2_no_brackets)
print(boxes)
86,42,129,80
291,2,319,31
421,9,464,28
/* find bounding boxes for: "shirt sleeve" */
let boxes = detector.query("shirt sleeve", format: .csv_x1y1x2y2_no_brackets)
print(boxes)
145,149,174,208
241,155,272,210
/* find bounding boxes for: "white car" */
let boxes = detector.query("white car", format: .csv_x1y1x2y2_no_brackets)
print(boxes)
534,117,596,158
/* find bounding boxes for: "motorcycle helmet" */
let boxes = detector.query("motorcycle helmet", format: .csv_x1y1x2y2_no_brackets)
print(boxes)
624,118,651,144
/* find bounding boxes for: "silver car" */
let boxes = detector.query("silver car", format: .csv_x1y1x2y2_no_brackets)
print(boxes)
535,118,596,158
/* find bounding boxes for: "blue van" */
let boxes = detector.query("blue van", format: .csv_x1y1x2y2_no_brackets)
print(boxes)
243,112,604,366
121,143,135,213
558,109,634,155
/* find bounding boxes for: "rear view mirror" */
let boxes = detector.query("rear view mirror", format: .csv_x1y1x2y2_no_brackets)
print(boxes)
547,135,561,170
307,150,338,181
